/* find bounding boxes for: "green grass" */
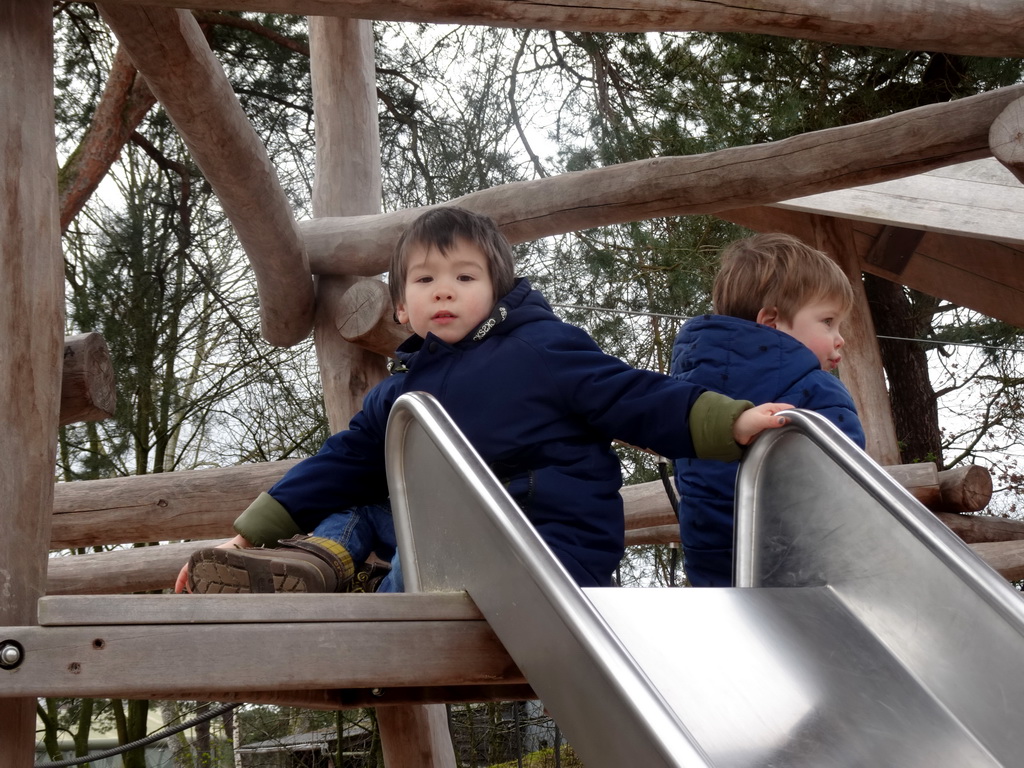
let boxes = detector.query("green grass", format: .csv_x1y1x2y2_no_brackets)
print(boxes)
488,744,584,768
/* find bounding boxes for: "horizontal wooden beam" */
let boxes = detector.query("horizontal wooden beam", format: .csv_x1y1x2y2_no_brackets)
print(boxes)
0,617,523,699
47,539,220,595
96,4,315,347
625,524,678,547
937,512,1024,544
56,459,985,553
37,592,485,625
93,1,1024,58
303,84,1024,278
170,684,537,710
52,460,299,549
970,540,1024,582
46,461,995,595
14,593,536,708
46,467,669,554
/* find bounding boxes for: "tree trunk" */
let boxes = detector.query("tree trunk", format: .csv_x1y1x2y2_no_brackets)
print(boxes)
160,700,194,768
195,701,212,767
863,274,944,467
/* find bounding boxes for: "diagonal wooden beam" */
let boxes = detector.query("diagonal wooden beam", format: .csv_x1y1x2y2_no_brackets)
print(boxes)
865,225,927,276
93,0,1024,58
96,4,316,347
302,83,1024,278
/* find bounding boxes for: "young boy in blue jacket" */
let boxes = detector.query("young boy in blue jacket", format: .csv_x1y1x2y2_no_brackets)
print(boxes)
178,208,792,594
672,232,867,587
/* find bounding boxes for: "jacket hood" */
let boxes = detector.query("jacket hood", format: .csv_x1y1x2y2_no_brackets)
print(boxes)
671,314,823,403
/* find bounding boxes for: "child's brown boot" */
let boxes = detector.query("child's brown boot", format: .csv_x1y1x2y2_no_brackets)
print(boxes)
345,559,392,593
186,535,355,594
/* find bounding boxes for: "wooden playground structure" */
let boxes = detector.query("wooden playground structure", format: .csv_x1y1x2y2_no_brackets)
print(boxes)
3,2,1024,765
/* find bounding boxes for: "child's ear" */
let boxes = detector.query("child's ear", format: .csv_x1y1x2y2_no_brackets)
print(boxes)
395,302,409,326
756,306,779,328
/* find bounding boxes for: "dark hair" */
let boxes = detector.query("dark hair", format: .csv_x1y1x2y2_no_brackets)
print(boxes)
713,233,855,322
388,207,516,306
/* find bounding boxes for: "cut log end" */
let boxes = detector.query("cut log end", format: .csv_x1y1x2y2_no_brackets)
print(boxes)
989,95,1024,184
335,278,410,359
60,332,116,426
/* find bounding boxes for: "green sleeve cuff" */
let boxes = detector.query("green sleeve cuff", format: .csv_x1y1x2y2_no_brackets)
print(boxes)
233,492,303,547
689,391,754,462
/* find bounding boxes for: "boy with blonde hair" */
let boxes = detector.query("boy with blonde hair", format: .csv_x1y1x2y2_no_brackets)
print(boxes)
181,209,793,594
672,232,866,587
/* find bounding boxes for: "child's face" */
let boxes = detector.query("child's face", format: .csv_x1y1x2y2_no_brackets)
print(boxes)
395,238,495,344
764,297,848,371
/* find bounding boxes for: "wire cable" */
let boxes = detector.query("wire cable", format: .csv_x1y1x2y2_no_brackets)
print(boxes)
36,702,240,768
550,303,1024,354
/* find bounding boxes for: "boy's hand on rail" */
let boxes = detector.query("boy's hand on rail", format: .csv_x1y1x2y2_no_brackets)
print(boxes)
733,403,794,446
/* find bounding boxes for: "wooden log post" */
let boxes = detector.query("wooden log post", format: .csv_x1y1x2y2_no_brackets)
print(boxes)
96,4,316,347
61,332,116,425
809,215,901,465
308,14,456,767
336,279,411,359
990,95,1024,184
0,4,64,762
308,17,388,424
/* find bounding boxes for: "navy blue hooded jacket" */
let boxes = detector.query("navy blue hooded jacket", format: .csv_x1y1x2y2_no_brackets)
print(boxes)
263,279,720,587
671,314,866,587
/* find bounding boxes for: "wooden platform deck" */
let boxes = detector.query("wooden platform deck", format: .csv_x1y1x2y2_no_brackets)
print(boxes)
2,593,531,709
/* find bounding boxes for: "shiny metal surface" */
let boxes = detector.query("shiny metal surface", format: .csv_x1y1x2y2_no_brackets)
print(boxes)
387,396,1024,766
387,392,712,768
736,409,1024,766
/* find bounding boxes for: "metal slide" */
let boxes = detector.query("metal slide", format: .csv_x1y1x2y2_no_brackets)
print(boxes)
386,392,1024,768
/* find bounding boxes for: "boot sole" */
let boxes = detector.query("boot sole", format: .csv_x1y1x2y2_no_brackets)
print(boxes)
188,548,329,594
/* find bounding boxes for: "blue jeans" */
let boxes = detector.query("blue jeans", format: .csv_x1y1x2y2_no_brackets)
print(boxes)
311,501,404,593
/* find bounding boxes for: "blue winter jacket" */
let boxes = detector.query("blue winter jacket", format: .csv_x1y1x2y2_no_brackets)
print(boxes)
671,314,866,587
260,279,725,587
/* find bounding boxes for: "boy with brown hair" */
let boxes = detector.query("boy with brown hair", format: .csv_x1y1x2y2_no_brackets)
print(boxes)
179,209,793,594
672,232,866,587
